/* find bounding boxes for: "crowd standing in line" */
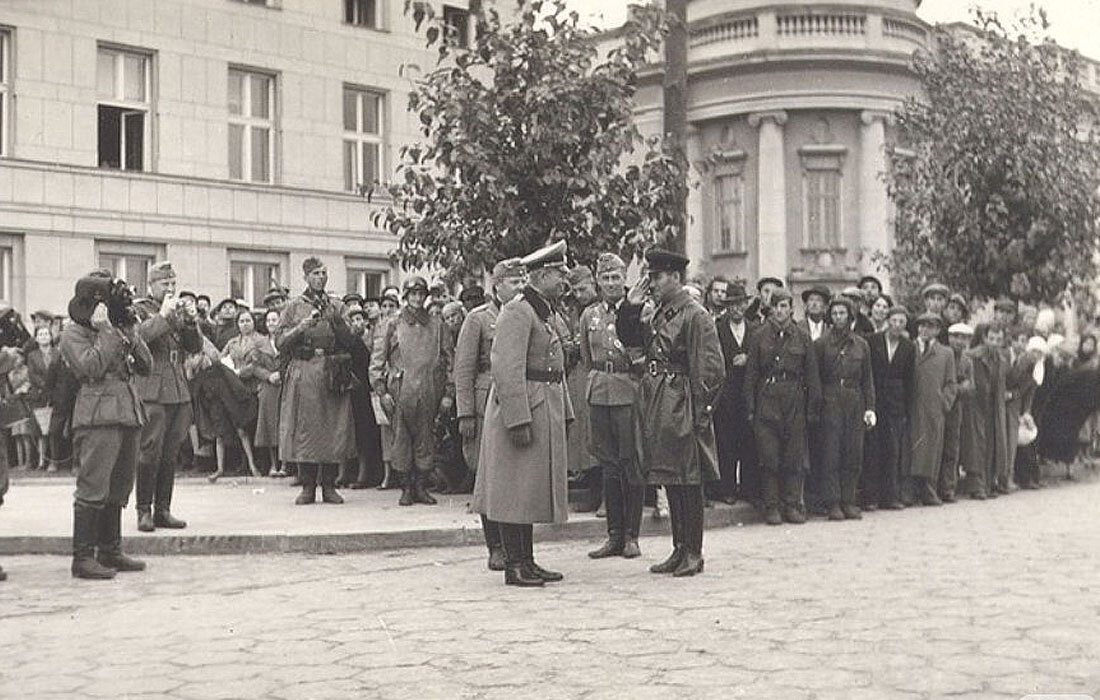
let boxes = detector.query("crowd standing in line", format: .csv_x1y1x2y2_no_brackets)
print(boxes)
0,235,1098,584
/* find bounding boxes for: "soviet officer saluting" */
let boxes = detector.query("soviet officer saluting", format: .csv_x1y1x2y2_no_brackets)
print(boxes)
582,252,645,561
133,261,202,532
618,248,725,578
813,296,876,521
453,257,526,572
472,241,574,588
744,286,822,526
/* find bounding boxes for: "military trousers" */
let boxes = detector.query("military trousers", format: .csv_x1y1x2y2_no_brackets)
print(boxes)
137,402,191,510
819,386,865,507
392,392,437,473
753,382,807,511
74,426,140,508
589,403,643,540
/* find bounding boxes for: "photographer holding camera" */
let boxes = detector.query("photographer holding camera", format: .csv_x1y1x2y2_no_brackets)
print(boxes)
60,270,153,579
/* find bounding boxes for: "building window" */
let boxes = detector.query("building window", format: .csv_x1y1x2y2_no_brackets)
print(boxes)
346,265,387,298
345,0,378,28
343,86,383,193
96,241,164,295
714,173,746,253
0,246,11,302
230,255,284,309
800,145,846,250
228,68,275,183
0,29,10,157
443,5,470,48
97,46,152,171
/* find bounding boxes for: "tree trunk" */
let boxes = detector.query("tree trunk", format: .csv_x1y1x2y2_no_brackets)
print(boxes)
663,0,689,254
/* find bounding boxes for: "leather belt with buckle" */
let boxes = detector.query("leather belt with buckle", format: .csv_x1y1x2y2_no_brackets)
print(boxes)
526,368,563,383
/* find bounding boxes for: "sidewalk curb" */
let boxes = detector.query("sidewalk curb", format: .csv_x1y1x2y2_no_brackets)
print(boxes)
0,503,760,556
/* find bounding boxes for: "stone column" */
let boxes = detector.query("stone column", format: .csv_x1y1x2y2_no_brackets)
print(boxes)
684,124,706,270
860,110,892,289
748,110,788,281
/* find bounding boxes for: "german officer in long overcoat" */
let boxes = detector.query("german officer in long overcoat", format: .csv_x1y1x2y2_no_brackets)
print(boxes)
61,270,154,579
618,248,725,578
453,257,525,571
472,241,575,587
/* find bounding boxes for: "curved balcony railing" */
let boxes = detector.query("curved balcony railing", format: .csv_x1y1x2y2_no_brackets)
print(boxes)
687,7,930,64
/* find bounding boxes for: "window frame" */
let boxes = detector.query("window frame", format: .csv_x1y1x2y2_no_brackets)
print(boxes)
96,44,154,172
442,5,471,48
344,0,380,29
95,240,166,296
0,245,11,303
0,28,11,157
345,262,389,298
342,85,385,194
799,145,846,252
228,67,277,184
228,250,287,310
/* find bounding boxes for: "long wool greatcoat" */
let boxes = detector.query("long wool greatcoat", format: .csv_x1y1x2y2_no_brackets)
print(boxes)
620,287,725,486
962,344,1008,484
452,298,500,471
472,288,575,525
909,339,957,479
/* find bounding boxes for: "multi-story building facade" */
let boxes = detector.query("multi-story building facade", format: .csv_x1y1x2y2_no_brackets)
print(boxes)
0,0,473,314
628,0,1100,296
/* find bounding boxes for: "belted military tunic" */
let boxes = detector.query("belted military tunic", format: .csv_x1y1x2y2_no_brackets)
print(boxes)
453,298,501,471
472,288,575,524
618,287,725,486
813,327,875,505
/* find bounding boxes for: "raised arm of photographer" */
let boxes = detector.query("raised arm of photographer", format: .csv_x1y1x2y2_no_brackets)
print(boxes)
60,304,127,381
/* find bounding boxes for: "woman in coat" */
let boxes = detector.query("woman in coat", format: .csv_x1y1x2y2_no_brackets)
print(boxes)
253,309,284,476
207,309,266,481
26,326,57,469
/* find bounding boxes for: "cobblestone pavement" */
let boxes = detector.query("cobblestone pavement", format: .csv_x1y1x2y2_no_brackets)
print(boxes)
1,478,1098,700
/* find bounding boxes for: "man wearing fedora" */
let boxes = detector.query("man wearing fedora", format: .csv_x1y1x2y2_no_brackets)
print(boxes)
133,261,202,532
712,280,759,507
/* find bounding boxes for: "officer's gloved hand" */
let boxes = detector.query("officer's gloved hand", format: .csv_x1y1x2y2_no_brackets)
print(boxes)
508,424,533,448
863,410,877,428
458,416,477,439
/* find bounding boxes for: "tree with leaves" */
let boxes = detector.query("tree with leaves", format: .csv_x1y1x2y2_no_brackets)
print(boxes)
374,0,687,279
886,8,1100,304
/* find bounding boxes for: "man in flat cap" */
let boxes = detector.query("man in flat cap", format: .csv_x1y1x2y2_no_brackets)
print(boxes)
453,257,525,571
132,261,202,532
582,252,645,560
712,280,759,507
920,283,951,344
812,296,876,521
797,284,831,514
618,248,724,577
342,293,365,313
744,286,822,526
562,264,599,506
473,240,574,587
909,311,957,506
865,305,915,510
960,323,1008,500
746,276,784,326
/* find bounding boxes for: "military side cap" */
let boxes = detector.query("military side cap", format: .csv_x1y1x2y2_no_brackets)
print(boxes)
916,310,944,327
645,248,688,273
921,282,950,299
993,297,1017,313
756,276,784,291
596,252,626,274
491,258,525,282
887,305,910,320
801,285,831,304
948,323,974,336
149,261,176,283
521,240,569,271
858,275,882,290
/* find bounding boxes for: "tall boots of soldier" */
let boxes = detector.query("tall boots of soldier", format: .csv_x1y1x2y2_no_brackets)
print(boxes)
500,522,542,587
481,515,505,571
650,486,684,573
589,469,643,559
295,463,317,505
398,470,436,506
97,504,146,572
650,486,704,577
521,524,562,582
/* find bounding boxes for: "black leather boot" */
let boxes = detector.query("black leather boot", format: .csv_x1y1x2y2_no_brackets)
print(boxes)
622,480,644,559
481,515,505,571
650,486,685,573
521,524,562,582
136,506,155,533
500,523,542,587
588,467,624,559
412,472,437,505
673,486,705,577
295,464,317,505
96,505,146,572
154,507,187,529
398,469,415,506
319,464,345,504
72,504,116,580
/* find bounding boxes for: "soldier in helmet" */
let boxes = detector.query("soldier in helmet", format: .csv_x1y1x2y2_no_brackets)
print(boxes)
370,275,454,506
453,257,526,571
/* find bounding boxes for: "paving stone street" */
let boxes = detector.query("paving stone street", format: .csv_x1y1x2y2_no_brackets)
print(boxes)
2,477,1098,700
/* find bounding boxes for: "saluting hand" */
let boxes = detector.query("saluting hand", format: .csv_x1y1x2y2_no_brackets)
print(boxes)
626,276,649,306
508,424,533,448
